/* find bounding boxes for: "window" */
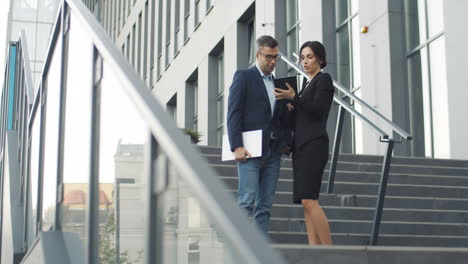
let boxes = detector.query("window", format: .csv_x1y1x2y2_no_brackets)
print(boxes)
247,19,255,66
137,12,142,74
193,80,198,130
185,71,198,132
187,237,200,264
167,94,177,121
216,52,224,146
335,0,362,153
132,24,136,68
286,0,302,74
122,0,126,25
149,0,156,86
126,35,130,61
404,0,447,158
194,0,201,28
165,0,172,68
206,0,213,11
174,0,181,54
157,0,163,78
184,0,190,41
143,2,148,80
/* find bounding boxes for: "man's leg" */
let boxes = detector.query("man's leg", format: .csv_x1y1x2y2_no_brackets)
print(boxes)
254,150,282,234
237,158,261,220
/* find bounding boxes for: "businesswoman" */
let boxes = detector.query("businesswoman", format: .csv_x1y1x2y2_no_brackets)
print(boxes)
274,41,334,245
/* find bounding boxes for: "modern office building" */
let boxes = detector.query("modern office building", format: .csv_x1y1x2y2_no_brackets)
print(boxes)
88,0,468,159
6,0,61,88
2,0,468,263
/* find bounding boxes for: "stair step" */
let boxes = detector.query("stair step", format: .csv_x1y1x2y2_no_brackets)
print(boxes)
275,244,468,263
220,177,468,199
270,192,468,210
218,170,468,187
270,232,468,247
271,205,468,223
197,146,468,168
270,218,468,236
209,162,468,178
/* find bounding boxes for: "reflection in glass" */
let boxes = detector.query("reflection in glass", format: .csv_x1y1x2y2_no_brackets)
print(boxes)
41,35,62,231
407,52,425,156
29,105,41,242
335,0,348,25
427,0,444,37
404,0,427,50
286,0,297,29
429,36,449,158
336,26,350,89
351,16,360,88
98,60,146,263
61,14,93,245
420,47,432,157
158,163,248,264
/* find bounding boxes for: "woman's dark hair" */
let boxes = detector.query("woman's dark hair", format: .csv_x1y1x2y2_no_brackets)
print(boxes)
299,41,327,69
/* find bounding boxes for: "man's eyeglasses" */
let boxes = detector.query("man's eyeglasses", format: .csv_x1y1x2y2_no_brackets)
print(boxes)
259,52,281,61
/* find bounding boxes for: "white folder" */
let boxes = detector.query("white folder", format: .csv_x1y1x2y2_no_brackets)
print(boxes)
221,130,262,161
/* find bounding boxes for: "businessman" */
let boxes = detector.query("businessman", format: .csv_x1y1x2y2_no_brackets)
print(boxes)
227,35,291,234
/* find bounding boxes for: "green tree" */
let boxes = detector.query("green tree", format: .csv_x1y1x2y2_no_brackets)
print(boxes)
99,213,143,264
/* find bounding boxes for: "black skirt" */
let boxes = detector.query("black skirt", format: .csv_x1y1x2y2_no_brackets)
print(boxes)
292,136,329,203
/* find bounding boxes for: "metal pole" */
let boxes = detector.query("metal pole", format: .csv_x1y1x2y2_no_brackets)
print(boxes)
327,105,345,193
370,139,394,245
115,182,120,264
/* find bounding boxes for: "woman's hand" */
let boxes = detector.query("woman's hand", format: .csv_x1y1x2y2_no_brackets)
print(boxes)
286,103,294,111
274,82,296,100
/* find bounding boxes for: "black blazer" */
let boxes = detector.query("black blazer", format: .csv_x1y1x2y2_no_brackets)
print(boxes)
227,66,292,155
290,72,335,148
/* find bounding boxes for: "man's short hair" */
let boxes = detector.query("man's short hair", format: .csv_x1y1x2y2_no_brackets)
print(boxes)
256,35,278,51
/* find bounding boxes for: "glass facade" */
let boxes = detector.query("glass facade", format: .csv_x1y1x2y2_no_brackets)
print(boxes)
405,0,447,158
335,0,362,153
286,0,301,74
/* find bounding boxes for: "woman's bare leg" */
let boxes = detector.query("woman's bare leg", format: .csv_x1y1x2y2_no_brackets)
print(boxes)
302,199,332,245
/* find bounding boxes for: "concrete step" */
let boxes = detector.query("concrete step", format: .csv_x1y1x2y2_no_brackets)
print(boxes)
270,218,468,236
275,244,468,263
197,145,468,168
271,205,468,223
209,162,468,178
205,154,468,174
270,192,468,211
217,169,468,187
220,177,468,199
270,232,468,247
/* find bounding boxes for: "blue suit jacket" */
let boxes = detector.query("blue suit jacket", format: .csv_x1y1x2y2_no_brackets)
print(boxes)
227,66,292,155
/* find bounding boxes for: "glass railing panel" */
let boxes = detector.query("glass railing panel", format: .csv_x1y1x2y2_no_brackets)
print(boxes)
28,103,41,243
157,160,248,264
41,34,62,231
97,59,147,264
60,14,93,246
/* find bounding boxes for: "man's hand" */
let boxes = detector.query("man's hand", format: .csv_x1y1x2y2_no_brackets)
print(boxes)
234,147,252,162
286,103,294,111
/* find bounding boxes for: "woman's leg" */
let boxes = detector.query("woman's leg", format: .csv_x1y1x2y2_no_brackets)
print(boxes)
302,199,332,245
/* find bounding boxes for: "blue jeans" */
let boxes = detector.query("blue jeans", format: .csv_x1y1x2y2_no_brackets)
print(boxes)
237,147,281,235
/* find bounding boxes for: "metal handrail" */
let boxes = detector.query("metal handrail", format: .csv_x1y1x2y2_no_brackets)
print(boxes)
279,52,410,141
279,52,412,245
27,0,286,263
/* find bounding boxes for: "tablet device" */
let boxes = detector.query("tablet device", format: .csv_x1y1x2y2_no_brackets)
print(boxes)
274,76,298,93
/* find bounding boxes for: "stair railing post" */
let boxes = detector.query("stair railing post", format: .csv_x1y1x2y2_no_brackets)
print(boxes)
327,105,345,193
370,139,394,245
